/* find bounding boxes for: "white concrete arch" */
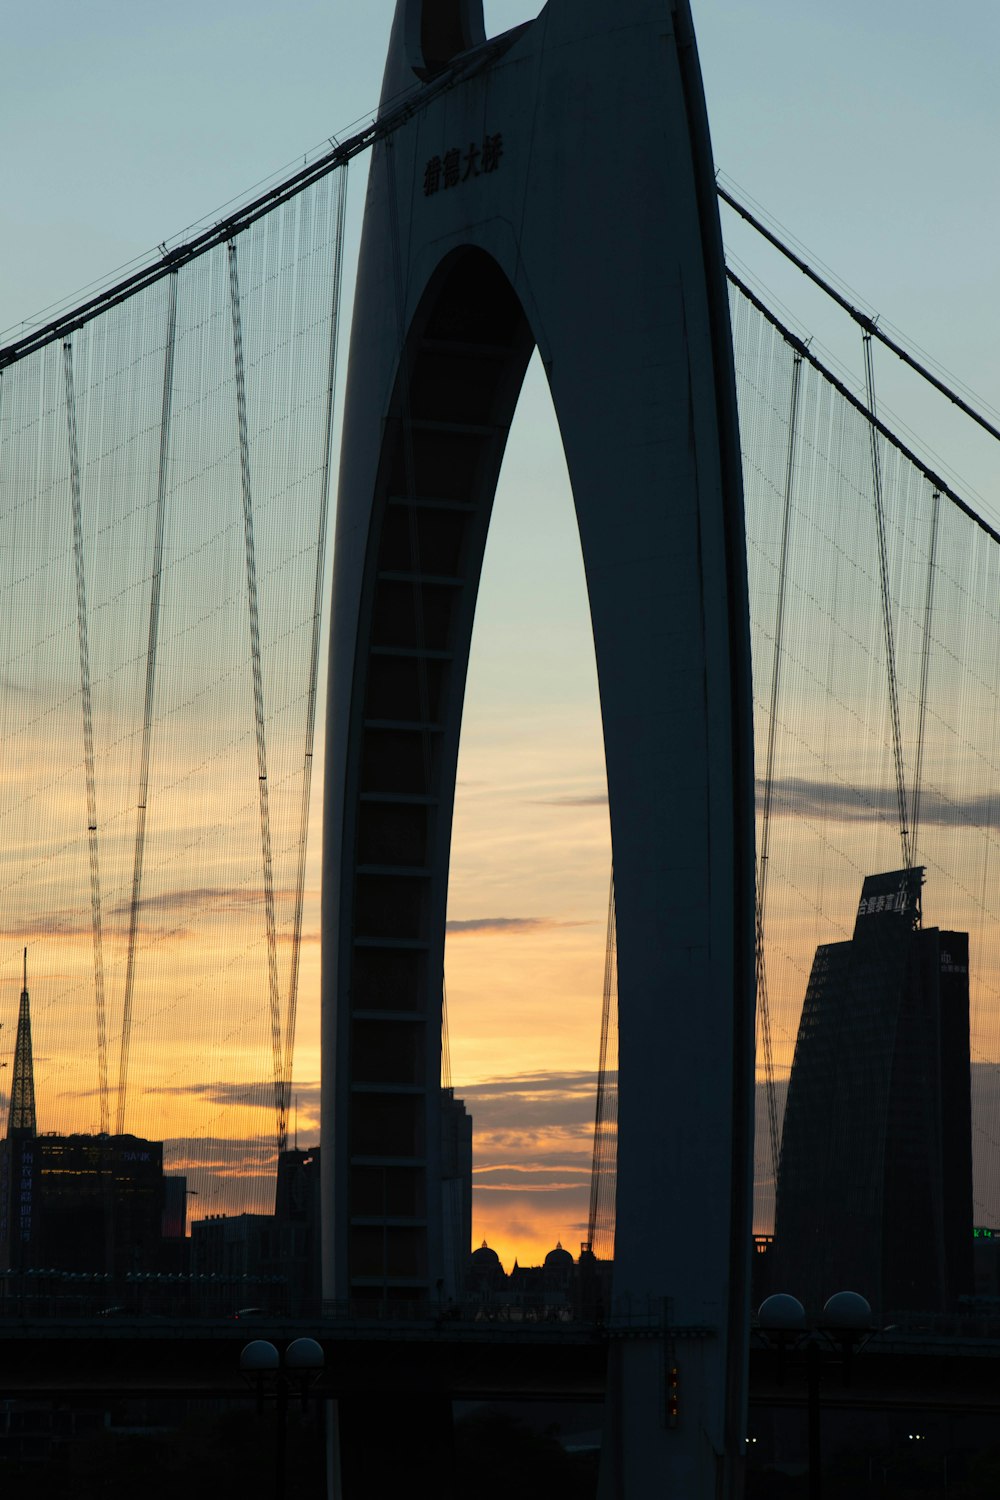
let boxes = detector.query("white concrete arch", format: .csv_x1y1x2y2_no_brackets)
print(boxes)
322,2,755,1491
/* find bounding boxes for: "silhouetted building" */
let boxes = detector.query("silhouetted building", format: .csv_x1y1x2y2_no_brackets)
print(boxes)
7,951,36,1140
273,1145,321,1314
576,1242,609,1323
189,1147,322,1315
162,1176,188,1240
190,1212,274,1280
43,1134,162,1275
971,1225,1000,1302
775,868,973,1316
0,1140,36,1272
751,1233,774,1310
0,953,38,1269
1,951,169,1275
2,1132,167,1275
441,1089,473,1303
466,1239,613,1321
467,1240,508,1305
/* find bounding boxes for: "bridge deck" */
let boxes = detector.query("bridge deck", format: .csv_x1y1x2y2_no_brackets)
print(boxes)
2,1320,999,1412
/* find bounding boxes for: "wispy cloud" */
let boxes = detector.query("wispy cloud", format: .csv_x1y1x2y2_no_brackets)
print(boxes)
107,885,305,919
762,776,1000,832
145,1079,321,1112
463,1071,599,1096
160,1136,280,1171
0,916,96,940
475,1179,590,1194
446,917,592,936
459,1072,598,1177
447,917,547,935
473,1155,592,1193
474,1159,591,1177
528,792,608,808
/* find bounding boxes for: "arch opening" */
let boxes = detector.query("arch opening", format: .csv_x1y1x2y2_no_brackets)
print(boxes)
335,246,539,1304
446,347,612,1274
421,2,474,72
406,0,488,80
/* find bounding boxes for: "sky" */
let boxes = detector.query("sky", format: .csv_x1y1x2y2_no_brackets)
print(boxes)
3,1,1000,1267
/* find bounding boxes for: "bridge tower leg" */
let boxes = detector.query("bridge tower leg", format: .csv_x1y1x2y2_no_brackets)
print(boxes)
322,2,755,1493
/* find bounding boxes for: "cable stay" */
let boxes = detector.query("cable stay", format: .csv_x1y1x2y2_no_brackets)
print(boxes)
281,166,349,1129
116,270,178,1138
911,490,941,864
587,871,618,1261
755,351,804,1190
1,133,350,1212
64,337,110,1137
863,332,913,873
441,976,453,1092
228,239,286,1153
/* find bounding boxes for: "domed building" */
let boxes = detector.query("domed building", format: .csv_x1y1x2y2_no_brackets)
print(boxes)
464,1237,614,1321
544,1241,574,1273
542,1242,574,1310
467,1240,506,1303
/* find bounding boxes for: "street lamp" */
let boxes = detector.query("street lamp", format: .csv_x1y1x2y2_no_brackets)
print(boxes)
240,1337,325,1500
757,1290,874,1500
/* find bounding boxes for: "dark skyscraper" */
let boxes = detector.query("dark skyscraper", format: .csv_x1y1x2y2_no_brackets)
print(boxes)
440,1089,473,1305
775,868,973,1316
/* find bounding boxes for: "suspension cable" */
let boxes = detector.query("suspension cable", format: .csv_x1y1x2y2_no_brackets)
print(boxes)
718,183,1000,448
725,269,1000,546
0,26,529,372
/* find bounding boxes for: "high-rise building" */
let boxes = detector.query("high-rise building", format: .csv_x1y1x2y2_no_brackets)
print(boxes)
774,868,973,1316
440,1089,473,1305
273,1145,322,1314
34,1134,165,1275
1,954,168,1275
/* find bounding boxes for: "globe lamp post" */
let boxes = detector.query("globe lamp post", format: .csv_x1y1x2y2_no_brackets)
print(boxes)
758,1290,873,1500
240,1336,325,1500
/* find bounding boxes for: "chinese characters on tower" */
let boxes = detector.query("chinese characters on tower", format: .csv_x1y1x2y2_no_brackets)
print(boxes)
424,133,504,197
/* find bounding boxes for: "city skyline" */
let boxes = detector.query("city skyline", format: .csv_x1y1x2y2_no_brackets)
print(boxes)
3,2,1000,1269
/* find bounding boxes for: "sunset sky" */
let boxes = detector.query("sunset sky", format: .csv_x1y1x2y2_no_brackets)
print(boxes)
3,2,1000,1268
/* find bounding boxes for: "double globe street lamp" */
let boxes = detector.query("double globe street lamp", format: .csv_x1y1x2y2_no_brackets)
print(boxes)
757,1290,875,1500
240,1336,326,1500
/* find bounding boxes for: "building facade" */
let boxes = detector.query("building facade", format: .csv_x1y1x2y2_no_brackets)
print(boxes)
775,868,974,1316
1,1133,167,1276
1,942,169,1276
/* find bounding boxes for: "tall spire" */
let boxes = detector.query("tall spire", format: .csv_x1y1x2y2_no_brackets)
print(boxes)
7,948,37,1139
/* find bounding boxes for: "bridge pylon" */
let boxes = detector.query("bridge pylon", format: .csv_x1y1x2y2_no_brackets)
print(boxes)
322,1,756,1492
